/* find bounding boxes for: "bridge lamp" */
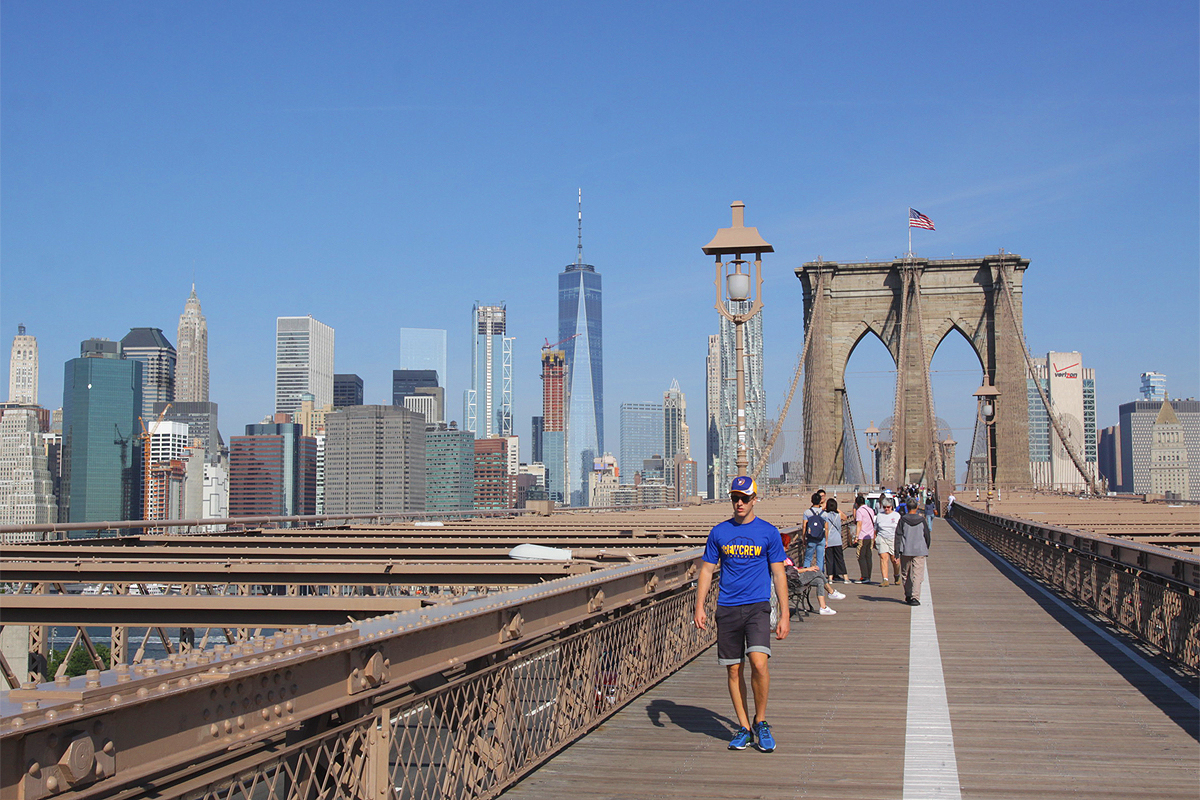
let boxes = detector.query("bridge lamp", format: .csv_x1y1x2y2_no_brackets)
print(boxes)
704,202,773,477
974,379,1001,506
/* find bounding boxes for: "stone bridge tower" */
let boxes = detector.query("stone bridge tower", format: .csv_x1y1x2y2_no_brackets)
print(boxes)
796,253,1032,488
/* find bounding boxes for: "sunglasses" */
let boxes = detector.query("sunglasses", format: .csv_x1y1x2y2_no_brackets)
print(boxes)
729,493,754,503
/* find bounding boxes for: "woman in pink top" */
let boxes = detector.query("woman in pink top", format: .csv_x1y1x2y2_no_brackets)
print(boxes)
853,495,875,584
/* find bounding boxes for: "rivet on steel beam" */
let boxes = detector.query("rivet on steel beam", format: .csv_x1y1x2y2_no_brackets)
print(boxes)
110,694,121,705
44,709,58,721
27,761,40,776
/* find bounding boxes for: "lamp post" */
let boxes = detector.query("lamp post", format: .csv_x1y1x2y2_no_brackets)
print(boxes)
704,202,773,478
973,378,1000,512
864,421,881,486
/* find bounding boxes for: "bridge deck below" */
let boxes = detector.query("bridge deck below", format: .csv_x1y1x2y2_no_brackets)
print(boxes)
503,518,1199,799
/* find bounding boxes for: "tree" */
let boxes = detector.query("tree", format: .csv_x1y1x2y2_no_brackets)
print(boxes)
47,644,110,678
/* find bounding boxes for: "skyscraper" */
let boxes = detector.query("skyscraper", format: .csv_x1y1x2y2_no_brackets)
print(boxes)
558,194,602,505
717,303,764,491
176,285,209,403
323,406,426,514
466,304,513,439
705,334,721,499
619,402,662,485
1118,398,1200,500
1140,372,1167,402
8,325,38,405
540,349,569,503
229,422,317,518
121,328,176,422
1149,397,1188,499
425,422,475,512
0,407,58,533
61,340,143,524
663,379,690,474
400,328,448,388
1027,352,1097,491
333,374,364,408
276,316,335,415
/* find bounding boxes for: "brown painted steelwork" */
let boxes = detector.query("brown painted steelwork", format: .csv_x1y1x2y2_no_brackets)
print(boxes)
0,548,710,800
953,503,1200,668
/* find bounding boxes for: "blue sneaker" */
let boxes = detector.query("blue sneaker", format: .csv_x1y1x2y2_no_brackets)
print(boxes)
728,726,753,750
754,720,776,752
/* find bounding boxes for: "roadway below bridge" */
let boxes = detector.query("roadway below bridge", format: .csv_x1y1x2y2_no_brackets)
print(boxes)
501,516,1199,800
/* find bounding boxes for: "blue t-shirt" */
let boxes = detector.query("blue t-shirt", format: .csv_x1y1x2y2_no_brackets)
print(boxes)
702,516,786,606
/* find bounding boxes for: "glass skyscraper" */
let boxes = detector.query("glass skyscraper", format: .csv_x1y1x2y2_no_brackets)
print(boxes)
61,342,143,524
559,255,602,506
620,402,662,485
400,328,447,388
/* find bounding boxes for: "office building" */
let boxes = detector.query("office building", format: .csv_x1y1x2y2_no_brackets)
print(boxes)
558,221,603,506
1119,398,1200,501
202,461,229,522
663,379,690,488
154,401,220,463
403,390,444,425
716,304,765,491
540,349,569,503
706,334,720,499
292,394,333,438
620,403,662,486
1027,352,1097,490
8,325,38,405
400,328,448,388
121,328,177,422
530,416,544,465
466,305,513,439
1098,425,1121,492
474,437,515,509
588,453,620,507
61,340,143,524
275,316,335,415
176,285,209,403
1140,372,1166,402
0,406,58,534
228,423,317,518
1148,398,1188,499
324,406,426,514
425,422,475,513
393,369,439,405
333,374,364,408
672,452,699,503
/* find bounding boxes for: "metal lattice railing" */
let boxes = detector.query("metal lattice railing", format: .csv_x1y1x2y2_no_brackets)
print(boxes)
175,587,715,800
953,504,1200,670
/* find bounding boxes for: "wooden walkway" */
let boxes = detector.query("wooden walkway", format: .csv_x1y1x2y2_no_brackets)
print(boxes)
503,518,1199,799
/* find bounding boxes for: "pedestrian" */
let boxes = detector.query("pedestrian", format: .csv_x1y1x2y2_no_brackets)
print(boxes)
823,497,850,584
694,476,789,752
946,492,956,521
853,494,875,584
896,502,932,606
874,496,901,587
924,494,937,530
802,492,828,572
791,563,846,615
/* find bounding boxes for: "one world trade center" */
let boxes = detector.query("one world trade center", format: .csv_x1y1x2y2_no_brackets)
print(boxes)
558,192,603,506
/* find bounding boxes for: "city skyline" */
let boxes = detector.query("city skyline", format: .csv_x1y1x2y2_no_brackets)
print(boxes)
2,4,1196,478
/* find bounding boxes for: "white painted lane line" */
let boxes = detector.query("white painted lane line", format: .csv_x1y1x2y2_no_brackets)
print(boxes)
957,527,1199,711
904,570,963,800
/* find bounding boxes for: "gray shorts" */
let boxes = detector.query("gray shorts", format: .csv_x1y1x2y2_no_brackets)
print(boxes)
716,601,772,666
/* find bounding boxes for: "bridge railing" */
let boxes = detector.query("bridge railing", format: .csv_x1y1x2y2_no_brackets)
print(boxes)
952,503,1200,670
1,550,715,800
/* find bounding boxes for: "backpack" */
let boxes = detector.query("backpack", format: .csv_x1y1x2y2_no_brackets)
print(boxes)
804,509,826,541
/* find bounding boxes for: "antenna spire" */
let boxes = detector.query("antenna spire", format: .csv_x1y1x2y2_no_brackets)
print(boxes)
576,188,583,265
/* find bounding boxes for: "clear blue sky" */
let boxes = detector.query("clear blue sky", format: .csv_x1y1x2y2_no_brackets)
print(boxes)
3,1,1197,482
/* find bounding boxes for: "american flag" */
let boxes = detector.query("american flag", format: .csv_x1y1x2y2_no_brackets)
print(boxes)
909,208,935,230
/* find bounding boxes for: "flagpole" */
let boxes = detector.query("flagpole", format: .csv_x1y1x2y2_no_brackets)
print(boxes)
908,209,912,257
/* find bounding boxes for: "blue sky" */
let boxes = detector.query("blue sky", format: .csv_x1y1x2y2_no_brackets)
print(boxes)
3,1,1197,482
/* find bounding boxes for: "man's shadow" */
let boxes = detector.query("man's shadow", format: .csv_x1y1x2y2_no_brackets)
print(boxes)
646,699,736,740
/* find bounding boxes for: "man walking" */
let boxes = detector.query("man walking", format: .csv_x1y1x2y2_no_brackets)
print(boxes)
695,476,790,752
896,502,932,605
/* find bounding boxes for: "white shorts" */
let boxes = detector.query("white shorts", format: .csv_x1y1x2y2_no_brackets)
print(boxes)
875,535,895,555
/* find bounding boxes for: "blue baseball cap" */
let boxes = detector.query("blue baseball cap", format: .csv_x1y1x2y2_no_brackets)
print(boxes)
729,476,757,496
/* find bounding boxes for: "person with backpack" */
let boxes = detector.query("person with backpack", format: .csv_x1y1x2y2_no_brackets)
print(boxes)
896,502,933,606
802,492,828,573
853,494,875,584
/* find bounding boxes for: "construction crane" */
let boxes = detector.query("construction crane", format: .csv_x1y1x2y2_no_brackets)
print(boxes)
542,333,580,352
140,404,171,524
